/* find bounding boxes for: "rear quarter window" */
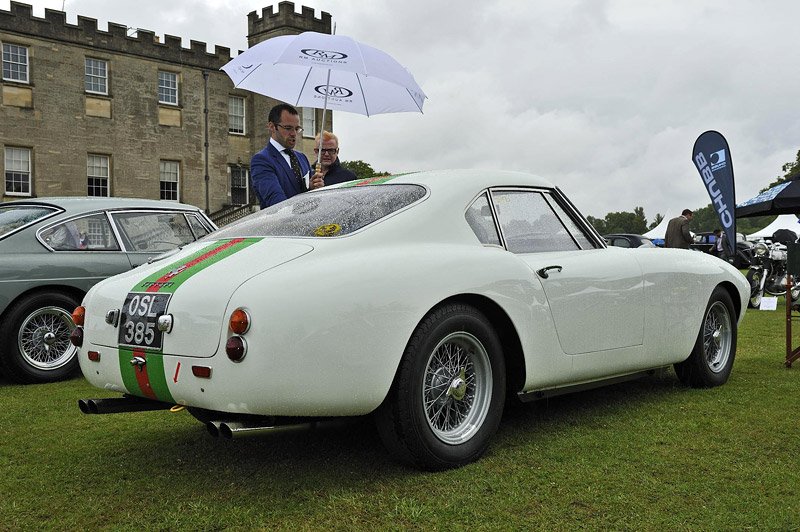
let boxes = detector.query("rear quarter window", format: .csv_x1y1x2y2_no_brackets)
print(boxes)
0,205,57,238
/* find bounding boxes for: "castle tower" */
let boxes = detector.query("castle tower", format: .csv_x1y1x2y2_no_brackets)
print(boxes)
247,2,332,46
0,2,333,215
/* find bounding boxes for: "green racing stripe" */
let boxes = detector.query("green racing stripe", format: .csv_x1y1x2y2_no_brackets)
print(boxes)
118,237,262,400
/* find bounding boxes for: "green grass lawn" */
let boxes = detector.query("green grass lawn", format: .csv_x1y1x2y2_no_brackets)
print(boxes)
3,302,800,530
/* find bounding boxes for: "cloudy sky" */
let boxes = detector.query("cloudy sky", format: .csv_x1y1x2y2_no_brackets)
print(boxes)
5,0,800,221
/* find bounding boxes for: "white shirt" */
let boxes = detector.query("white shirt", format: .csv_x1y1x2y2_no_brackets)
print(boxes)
270,137,292,167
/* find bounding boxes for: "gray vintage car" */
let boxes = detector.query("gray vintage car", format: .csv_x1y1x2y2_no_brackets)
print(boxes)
0,197,217,383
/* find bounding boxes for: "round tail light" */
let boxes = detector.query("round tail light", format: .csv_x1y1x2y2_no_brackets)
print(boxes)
72,306,85,326
70,327,84,347
226,336,247,362
229,308,250,334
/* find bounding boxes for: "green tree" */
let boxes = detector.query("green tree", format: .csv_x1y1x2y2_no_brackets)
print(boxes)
758,149,800,192
649,213,664,230
692,202,772,236
340,160,387,180
586,215,606,234
587,207,648,235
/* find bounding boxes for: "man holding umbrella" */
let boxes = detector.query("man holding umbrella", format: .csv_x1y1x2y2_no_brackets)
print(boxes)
251,103,325,208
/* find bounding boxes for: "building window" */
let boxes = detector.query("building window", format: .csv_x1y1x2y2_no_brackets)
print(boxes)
302,107,316,138
229,96,245,135
4,147,32,196
87,154,110,197
160,160,180,201
85,58,108,94
230,165,250,205
158,71,178,105
2,43,29,83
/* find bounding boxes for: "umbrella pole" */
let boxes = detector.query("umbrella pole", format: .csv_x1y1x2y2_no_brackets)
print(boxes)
316,69,332,175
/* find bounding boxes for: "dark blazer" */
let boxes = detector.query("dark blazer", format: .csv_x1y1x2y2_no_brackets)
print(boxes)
312,158,358,186
250,142,311,208
665,215,692,249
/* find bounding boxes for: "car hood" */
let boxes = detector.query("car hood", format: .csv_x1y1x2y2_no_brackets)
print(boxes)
85,237,313,356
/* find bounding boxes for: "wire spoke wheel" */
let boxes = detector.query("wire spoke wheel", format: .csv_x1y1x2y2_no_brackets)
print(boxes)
18,306,76,370
702,301,732,373
422,331,492,445
375,304,505,470
675,287,737,388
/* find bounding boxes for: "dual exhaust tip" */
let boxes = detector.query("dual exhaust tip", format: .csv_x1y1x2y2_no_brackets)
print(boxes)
206,420,313,440
78,396,172,415
78,397,313,439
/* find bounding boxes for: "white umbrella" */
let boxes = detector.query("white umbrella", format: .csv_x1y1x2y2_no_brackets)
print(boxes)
221,31,426,133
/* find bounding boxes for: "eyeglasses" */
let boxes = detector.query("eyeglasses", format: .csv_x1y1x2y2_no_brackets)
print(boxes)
313,148,339,154
275,124,303,133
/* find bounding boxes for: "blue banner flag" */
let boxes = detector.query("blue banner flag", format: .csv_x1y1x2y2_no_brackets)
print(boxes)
692,131,736,256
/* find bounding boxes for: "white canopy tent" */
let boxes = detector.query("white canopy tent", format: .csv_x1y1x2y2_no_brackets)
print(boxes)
747,214,800,240
643,213,675,240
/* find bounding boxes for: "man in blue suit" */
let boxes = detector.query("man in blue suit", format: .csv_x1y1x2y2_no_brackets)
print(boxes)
251,104,323,208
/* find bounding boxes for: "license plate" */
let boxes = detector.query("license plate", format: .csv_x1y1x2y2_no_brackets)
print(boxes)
118,292,172,350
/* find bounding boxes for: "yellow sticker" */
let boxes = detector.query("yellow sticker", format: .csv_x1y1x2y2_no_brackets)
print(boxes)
314,223,341,237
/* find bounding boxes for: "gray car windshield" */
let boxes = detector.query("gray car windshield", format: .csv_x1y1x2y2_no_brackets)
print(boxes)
211,185,426,238
0,205,57,238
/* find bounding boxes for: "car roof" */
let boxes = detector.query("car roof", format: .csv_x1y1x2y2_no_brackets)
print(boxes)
2,196,203,215
382,169,555,191
342,169,557,211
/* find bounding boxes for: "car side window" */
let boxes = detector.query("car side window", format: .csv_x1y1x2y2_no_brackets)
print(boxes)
613,238,631,248
186,213,212,238
111,211,196,252
491,190,580,253
465,194,501,246
39,214,119,251
546,196,596,249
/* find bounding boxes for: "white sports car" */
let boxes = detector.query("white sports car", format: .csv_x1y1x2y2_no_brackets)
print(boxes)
74,170,749,470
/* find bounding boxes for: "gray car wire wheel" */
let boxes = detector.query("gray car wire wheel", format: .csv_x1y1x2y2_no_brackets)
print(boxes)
18,306,77,370
701,300,732,374
422,331,492,445
0,291,81,383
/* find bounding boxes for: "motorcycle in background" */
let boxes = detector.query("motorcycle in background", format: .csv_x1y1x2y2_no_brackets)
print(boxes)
746,230,800,308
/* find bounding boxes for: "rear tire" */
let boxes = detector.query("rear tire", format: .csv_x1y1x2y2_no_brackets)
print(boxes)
375,303,505,470
0,291,80,384
674,287,736,388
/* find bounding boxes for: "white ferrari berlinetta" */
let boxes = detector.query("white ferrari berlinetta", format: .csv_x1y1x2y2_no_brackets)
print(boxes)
74,170,749,470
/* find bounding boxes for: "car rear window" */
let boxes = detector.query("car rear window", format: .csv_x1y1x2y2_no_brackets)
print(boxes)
211,185,426,238
0,205,57,238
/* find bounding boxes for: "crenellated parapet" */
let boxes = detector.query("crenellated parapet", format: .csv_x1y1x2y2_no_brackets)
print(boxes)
247,1,331,46
0,1,234,68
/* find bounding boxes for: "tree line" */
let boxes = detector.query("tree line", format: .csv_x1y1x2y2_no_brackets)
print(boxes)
587,149,800,236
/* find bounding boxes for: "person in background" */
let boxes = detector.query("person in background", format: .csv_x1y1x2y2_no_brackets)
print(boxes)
712,228,724,257
251,103,321,208
665,209,694,249
311,130,358,186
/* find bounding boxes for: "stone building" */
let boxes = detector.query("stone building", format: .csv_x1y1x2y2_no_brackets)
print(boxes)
0,1,332,217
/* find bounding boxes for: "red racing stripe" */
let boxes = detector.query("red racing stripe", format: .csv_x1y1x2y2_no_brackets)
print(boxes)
145,238,245,293
132,348,158,400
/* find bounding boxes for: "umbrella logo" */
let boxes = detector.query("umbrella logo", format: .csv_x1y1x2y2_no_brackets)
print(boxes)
301,48,348,60
315,85,354,98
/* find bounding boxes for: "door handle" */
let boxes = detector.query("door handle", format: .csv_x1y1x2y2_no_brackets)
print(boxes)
536,265,563,279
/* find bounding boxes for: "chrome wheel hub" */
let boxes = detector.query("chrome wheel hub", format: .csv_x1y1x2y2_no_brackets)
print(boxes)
423,332,492,444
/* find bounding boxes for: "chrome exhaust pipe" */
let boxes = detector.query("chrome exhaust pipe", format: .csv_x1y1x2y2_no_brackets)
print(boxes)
78,396,173,414
217,420,314,440
206,421,223,438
